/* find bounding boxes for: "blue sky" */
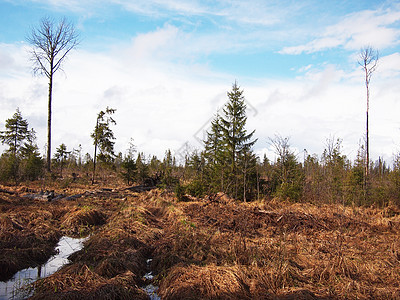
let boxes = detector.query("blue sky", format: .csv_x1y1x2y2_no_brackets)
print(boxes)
1,0,400,163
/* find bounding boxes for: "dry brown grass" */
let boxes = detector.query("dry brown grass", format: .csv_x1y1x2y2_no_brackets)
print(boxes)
0,194,65,280
60,207,107,236
152,197,400,299
2,185,400,299
31,263,149,300
159,264,252,300
28,190,165,299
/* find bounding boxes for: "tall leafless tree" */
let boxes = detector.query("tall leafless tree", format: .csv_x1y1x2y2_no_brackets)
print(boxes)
358,46,378,196
27,17,79,172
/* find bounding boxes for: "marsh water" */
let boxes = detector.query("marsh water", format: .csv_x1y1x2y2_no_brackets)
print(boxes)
0,236,87,300
142,258,161,300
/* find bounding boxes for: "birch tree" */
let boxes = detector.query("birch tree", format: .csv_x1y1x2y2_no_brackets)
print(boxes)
358,46,378,197
27,17,79,172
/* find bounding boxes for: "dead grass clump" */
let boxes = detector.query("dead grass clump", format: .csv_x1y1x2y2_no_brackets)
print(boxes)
0,243,58,280
151,211,226,273
0,209,61,281
139,188,172,203
0,254,21,281
0,214,19,235
152,197,400,298
31,264,148,300
274,289,321,300
66,200,161,285
94,249,146,279
69,234,147,274
158,264,252,300
184,202,272,237
27,193,166,298
185,201,329,238
312,254,360,283
381,204,400,218
245,264,305,297
94,256,127,278
61,207,107,235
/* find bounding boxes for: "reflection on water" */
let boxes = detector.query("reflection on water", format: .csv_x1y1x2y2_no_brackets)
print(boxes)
0,236,87,300
143,283,160,300
142,258,161,300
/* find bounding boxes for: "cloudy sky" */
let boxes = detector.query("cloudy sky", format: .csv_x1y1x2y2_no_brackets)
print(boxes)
1,0,400,164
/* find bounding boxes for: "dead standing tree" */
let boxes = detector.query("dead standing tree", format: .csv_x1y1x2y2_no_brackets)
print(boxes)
27,17,79,172
358,46,378,200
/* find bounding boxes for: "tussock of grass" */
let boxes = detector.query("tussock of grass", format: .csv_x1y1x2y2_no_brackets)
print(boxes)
0,203,63,280
2,187,400,299
31,264,149,300
154,197,400,299
29,190,165,299
159,264,252,300
61,207,107,236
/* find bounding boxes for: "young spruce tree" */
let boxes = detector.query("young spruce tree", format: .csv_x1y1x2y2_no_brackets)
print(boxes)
91,107,116,184
204,82,257,200
0,109,42,183
204,114,225,192
54,143,70,178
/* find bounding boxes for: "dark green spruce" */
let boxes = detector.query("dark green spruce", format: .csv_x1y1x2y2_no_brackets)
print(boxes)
204,82,257,201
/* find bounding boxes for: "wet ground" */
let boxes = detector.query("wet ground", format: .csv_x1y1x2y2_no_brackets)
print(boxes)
1,187,400,299
0,236,87,300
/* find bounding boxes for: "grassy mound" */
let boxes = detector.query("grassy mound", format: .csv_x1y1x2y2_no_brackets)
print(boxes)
61,207,107,236
31,264,148,300
30,191,163,299
0,205,62,281
159,264,252,300
2,187,400,299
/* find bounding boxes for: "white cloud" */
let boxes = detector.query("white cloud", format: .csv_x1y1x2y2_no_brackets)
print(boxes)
1,39,400,163
241,58,400,163
0,34,232,158
128,24,180,60
108,0,294,26
376,52,400,78
281,7,400,54
20,0,302,29
123,23,274,62
2,2,400,164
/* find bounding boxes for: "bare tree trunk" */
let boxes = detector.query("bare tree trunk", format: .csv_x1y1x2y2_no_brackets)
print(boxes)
243,164,247,202
92,143,97,185
365,103,369,201
256,166,260,201
92,117,99,185
359,46,378,203
364,64,370,193
243,173,246,202
47,72,52,172
27,17,79,173
220,168,222,191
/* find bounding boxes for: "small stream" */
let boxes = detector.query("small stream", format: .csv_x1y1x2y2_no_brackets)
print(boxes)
142,258,160,300
0,236,87,300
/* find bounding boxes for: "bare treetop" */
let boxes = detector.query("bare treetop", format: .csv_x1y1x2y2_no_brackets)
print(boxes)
27,16,79,172
358,46,379,86
27,17,79,78
358,45,379,198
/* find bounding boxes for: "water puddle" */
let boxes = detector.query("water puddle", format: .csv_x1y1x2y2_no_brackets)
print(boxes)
0,236,87,300
142,258,160,300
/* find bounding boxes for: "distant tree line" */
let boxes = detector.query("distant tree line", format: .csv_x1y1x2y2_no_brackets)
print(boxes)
6,16,393,206
2,82,400,208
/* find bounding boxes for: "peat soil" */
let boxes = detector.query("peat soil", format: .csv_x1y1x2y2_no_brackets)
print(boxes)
1,185,400,299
